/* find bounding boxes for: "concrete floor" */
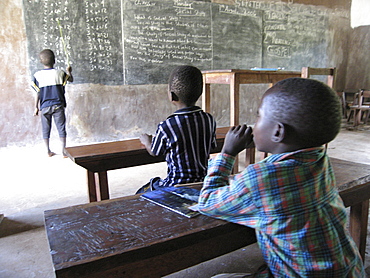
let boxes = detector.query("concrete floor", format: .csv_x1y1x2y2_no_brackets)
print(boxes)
1,122,370,278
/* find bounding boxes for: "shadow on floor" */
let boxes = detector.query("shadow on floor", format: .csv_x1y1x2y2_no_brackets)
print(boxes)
0,217,42,238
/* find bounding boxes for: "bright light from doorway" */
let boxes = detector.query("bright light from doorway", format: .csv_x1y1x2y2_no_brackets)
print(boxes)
351,0,370,28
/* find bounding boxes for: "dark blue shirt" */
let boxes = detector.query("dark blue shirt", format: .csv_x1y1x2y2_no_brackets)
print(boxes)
32,68,68,110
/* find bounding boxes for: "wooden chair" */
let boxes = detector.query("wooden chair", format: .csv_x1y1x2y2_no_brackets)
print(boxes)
339,90,358,118
301,67,336,89
347,89,370,127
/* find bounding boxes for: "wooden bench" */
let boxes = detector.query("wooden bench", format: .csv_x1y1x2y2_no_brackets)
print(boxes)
65,127,228,202
65,127,257,202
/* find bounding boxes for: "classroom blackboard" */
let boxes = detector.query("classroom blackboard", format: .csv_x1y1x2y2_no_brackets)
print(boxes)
23,0,331,85
23,0,123,85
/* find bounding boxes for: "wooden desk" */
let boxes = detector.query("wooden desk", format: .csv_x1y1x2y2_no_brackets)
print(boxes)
45,158,370,278
65,127,231,202
332,158,370,260
201,69,301,125
44,194,257,278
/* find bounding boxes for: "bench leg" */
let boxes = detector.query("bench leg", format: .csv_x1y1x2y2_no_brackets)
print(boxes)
349,200,369,261
87,171,110,202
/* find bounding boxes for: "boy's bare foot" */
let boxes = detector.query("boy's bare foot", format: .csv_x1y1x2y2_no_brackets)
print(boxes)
48,151,56,157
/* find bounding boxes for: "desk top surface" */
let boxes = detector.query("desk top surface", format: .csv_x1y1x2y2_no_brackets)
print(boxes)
201,69,301,74
44,193,254,274
45,158,370,272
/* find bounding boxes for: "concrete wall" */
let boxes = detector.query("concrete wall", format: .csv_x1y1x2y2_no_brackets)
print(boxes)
1,0,369,149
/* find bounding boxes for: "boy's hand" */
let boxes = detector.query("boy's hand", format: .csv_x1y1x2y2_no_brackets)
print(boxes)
33,108,39,116
140,133,155,156
221,125,253,157
66,66,73,82
139,133,152,146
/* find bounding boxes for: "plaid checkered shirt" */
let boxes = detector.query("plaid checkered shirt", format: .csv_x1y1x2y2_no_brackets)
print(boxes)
199,147,364,277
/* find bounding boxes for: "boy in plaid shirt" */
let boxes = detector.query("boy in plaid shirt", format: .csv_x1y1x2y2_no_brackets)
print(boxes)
198,78,365,277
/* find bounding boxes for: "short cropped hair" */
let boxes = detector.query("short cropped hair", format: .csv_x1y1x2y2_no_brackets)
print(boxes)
266,77,342,147
39,49,55,66
168,65,203,105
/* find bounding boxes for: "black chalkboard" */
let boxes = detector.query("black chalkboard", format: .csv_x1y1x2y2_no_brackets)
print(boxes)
122,0,213,84
261,3,328,68
23,0,123,85
23,0,331,85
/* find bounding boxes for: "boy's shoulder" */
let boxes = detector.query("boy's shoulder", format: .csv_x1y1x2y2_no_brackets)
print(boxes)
34,68,64,77
164,107,214,122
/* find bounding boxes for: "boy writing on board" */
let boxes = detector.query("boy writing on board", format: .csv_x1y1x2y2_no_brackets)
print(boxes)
32,49,73,157
137,65,217,193
198,78,364,277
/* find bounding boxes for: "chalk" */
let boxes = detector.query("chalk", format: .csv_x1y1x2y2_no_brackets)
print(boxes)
251,67,284,71
57,19,70,67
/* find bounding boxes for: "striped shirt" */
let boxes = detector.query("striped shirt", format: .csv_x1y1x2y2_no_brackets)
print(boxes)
151,106,216,187
32,68,68,110
199,147,364,277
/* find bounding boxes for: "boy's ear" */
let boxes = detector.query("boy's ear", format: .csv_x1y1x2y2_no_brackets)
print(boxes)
271,122,285,143
171,92,179,101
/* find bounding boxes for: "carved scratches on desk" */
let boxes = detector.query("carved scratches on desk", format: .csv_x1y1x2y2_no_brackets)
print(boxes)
45,198,213,266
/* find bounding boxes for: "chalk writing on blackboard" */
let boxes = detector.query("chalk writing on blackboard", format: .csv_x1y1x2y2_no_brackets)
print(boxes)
23,0,123,85
23,0,347,85
122,0,213,84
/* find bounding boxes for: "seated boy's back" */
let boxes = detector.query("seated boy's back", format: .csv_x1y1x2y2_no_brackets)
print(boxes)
137,66,216,193
198,78,364,277
151,105,216,187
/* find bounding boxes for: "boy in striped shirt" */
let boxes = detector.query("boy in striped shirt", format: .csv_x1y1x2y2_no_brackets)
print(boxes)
198,78,364,277
137,65,216,193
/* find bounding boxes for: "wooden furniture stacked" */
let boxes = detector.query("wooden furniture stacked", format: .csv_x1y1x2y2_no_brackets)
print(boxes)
339,90,357,118
44,157,370,277
347,89,370,127
65,127,232,202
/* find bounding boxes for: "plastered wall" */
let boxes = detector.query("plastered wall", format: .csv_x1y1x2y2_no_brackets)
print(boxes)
1,0,369,148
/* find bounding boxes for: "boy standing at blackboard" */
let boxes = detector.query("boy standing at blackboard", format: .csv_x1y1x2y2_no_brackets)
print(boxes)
198,78,365,277
32,49,73,157
137,65,216,193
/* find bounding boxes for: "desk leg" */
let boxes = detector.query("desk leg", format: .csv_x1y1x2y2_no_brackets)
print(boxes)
230,74,239,126
349,200,369,261
245,147,256,165
87,171,110,202
202,83,211,112
97,171,109,201
230,75,240,173
87,171,98,202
